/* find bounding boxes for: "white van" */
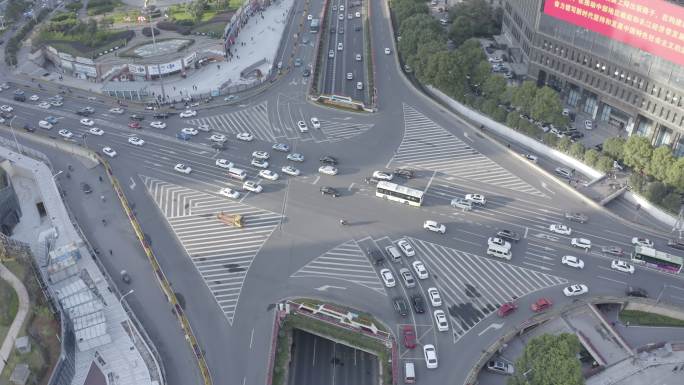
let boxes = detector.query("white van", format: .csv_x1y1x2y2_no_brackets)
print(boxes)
227,167,247,181
450,198,472,211
404,362,416,383
487,245,512,260
385,245,402,262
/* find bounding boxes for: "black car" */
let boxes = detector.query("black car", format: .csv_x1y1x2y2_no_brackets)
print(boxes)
667,239,684,250
1,111,13,119
354,25,361,31
129,114,145,121
320,156,338,165
626,287,648,298
81,183,92,194
23,124,35,132
364,176,380,185
393,168,415,179
13,94,25,102
302,68,311,77
330,27,336,34
411,295,425,314
565,212,588,223
153,112,170,119
76,109,93,116
211,142,226,151
496,229,520,242
320,186,339,197
367,248,384,265
393,297,409,317
594,143,603,152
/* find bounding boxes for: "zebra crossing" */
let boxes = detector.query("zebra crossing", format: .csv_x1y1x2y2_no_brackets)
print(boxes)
142,175,281,325
186,101,276,142
290,240,386,295
319,119,374,143
408,238,567,342
392,104,546,197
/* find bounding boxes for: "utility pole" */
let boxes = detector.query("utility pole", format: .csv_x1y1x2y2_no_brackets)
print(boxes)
145,0,166,102
673,195,684,239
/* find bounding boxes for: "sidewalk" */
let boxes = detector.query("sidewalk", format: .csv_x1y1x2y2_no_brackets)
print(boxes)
0,263,29,376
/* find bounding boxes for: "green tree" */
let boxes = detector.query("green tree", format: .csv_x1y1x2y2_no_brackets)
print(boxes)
666,158,684,192
569,142,585,159
596,156,614,173
556,136,572,153
409,41,445,82
470,61,491,91
511,81,537,114
530,86,563,124
189,0,207,22
482,75,507,104
509,333,583,385
423,51,467,99
629,173,647,193
506,111,521,129
584,149,599,166
622,136,653,172
603,137,626,160
481,99,498,116
398,14,445,60
542,132,558,147
456,39,487,73
448,16,474,47
520,120,541,138
646,146,675,182
393,0,429,25
491,107,508,123
661,192,682,213
644,182,668,203
448,0,500,39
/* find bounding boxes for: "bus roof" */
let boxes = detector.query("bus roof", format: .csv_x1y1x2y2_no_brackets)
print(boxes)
634,246,684,264
377,181,424,198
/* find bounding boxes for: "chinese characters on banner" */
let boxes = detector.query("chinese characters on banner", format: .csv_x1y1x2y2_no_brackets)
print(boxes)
544,0,684,66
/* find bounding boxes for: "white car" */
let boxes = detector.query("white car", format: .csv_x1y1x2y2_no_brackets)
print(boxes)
611,260,635,274
423,220,446,234
150,121,166,129
251,159,269,169
427,287,442,307
584,119,593,130
219,187,241,199
58,129,73,138
88,127,104,136
465,193,486,206
128,136,145,146
38,102,52,109
179,127,197,136
102,147,117,158
210,133,227,143
571,238,592,249
281,165,300,176
380,268,396,288
318,165,338,175
252,151,270,160
307,14,313,20
236,132,253,142
434,310,449,332
423,344,438,369
196,123,211,132
356,53,362,61
487,237,510,249
109,107,124,114
310,117,320,129
174,163,192,174
412,261,428,279
79,118,94,126
0,105,13,112
259,170,279,180
522,153,538,163
372,171,393,181
356,82,363,90
243,180,263,193
272,143,290,152
339,5,344,11
346,72,353,80
287,153,304,162
397,239,415,257
549,224,572,235
49,101,62,107
563,284,589,297
38,120,53,130
215,159,234,169
180,110,197,118
297,120,308,133
561,255,584,269
384,47,391,55
29,95,39,101
631,237,654,248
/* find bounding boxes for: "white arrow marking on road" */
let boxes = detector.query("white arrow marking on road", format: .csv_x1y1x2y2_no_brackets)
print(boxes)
463,132,474,142
478,322,504,336
312,175,320,185
348,182,355,191
129,177,136,190
541,182,556,194
533,233,559,241
314,285,347,292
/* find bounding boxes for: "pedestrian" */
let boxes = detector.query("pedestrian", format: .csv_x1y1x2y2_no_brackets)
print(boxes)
109,249,113,255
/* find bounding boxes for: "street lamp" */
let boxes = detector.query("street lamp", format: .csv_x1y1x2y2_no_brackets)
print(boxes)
119,289,136,344
8,115,21,153
52,170,63,179
120,289,135,305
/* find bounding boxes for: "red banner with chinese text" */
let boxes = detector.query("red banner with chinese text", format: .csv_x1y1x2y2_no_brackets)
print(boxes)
544,0,684,66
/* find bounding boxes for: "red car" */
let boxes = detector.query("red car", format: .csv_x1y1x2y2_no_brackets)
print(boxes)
497,302,517,317
128,121,141,129
531,297,553,312
402,326,416,349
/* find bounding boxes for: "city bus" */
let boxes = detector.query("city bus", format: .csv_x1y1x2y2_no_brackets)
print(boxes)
376,181,424,207
631,246,683,274
310,19,320,33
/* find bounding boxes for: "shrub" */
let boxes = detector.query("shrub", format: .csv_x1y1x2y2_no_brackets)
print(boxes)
629,173,647,193
506,111,521,129
569,142,585,159
583,149,599,167
596,156,614,173
661,192,682,213
556,136,571,153
644,181,668,203
542,132,558,147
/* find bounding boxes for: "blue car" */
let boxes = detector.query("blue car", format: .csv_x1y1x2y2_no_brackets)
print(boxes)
45,116,58,124
176,131,192,141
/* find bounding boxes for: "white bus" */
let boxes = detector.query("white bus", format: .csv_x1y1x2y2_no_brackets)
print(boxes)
632,246,683,274
376,181,424,207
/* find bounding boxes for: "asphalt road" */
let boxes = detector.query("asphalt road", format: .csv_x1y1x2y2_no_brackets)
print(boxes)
1,0,684,384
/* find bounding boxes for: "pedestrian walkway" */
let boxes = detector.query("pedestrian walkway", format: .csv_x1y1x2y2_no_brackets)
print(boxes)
290,240,386,295
142,176,281,325
0,263,30,376
187,101,275,142
392,104,546,197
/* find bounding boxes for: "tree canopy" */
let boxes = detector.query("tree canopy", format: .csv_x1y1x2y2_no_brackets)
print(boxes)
509,333,583,385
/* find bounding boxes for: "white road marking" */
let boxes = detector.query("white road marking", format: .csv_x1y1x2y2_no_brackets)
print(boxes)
596,275,626,285
477,322,504,336
541,182,556,195
249,328,255,349
129,177,136,190
312,175,320,185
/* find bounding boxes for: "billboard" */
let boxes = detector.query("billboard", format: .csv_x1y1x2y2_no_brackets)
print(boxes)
544,0,684,66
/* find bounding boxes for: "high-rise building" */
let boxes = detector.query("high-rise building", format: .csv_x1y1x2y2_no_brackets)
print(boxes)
501,0,684,155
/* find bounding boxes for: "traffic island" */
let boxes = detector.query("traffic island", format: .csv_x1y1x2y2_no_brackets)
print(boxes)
269,299,393,385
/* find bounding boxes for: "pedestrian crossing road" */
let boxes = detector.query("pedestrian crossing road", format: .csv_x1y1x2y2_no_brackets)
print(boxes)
142,176,281,325
391,104,546,197
185,100,373,143
290,240,386,295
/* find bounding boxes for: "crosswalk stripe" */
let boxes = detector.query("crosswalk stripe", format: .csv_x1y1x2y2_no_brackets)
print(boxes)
141,175,281,325
393,104,546,198
291,240,386,295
